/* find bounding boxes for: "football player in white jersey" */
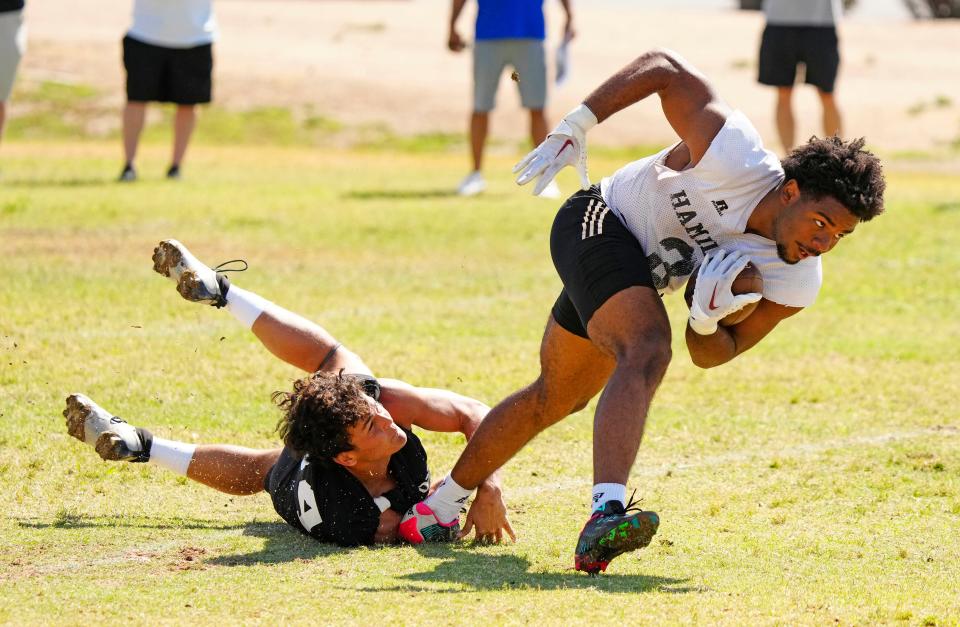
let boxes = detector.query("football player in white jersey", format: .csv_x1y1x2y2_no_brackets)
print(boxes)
404,48,885,573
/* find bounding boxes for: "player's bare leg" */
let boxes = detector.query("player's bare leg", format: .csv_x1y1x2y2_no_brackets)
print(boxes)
186,445,281,495
457,112,489,196
587,287,671,485
529,108,548,146
120,101,147,181
64,393,280,495
169,104,196,178
152,239,373,375
448,317,614,488
570,286,670,573
401,316,614,544
470,111,488,172
818,88,842,138
249,307,371,375
410,317,613,538
774,86,795,153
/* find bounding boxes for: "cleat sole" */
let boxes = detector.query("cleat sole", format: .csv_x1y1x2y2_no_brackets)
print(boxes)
63,394,90,442
95,431,130,461
574,511,660,574
176,270,219,304
152,240,185,280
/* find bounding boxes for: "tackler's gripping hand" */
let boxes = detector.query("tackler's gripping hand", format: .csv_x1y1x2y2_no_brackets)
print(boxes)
513,104,598,196
688,250,762,335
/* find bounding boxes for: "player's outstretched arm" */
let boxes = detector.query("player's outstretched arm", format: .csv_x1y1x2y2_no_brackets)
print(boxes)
378,379,515,543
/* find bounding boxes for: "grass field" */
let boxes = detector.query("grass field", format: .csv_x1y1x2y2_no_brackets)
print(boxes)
1,133,959,625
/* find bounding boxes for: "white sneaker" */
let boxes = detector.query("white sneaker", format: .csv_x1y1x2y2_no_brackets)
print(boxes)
63,394,151,462
537,179,562,199
457,171,486,197
152,239,229,307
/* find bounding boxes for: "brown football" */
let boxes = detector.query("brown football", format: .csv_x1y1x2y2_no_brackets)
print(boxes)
684,260,764,327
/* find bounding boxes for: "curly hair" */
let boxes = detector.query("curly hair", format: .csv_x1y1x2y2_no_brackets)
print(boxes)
782,136,886,221
273,371,370,464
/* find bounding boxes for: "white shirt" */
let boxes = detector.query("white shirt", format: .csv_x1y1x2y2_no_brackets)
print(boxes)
764,0,841,26
128,0,217,48
599,110,822,308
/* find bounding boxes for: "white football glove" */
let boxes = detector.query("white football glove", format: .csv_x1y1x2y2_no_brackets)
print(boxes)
513,104,598,196
688,249,762,335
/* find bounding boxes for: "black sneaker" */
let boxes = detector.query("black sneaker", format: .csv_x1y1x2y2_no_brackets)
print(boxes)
166,164,181,180
574,497,659,574
118,164,137,182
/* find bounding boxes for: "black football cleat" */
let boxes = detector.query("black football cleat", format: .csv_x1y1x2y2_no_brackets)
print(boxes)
574,498,659,574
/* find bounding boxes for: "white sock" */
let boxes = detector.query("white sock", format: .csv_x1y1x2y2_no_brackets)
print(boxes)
149,437,197,476
591,483,626,512
225,286,270,330
424,474,473,523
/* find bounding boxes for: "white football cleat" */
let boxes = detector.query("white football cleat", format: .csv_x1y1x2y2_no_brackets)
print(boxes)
457,171,486,197
152,239,230,307
63,394,151,462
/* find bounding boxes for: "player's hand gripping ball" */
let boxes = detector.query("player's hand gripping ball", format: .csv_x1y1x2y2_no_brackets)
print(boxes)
685,259,763,327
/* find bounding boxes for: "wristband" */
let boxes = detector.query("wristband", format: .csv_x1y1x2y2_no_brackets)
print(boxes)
564,103,598,133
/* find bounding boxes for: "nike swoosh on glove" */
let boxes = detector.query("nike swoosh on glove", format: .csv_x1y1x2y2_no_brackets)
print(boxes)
688,249,762,335
513,104,598,196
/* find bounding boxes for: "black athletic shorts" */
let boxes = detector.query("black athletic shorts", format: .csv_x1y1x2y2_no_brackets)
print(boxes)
758,25,839,93
550,185,656,339
123,35,213,104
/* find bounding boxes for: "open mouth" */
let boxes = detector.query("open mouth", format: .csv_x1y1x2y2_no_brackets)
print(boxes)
797,244,810,260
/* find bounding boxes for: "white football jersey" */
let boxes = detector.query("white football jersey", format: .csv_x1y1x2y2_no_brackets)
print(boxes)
599,110,822,308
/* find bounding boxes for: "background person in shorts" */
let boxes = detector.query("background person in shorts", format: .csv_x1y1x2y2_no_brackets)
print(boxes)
448,0,574,198
119,0,216,182
758,0,843,153
0,0,25,153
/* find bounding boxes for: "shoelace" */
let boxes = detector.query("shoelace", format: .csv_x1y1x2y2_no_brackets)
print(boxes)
623,489,644,515
210,260,249,309
213,259,249,274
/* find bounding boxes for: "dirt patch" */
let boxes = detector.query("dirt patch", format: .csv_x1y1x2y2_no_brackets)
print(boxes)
169,546,209,571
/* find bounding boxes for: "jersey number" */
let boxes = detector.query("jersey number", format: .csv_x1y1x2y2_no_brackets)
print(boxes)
646,237,696,290
297,479,323,531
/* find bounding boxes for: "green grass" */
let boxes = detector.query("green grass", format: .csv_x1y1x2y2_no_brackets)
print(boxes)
1,140,958,624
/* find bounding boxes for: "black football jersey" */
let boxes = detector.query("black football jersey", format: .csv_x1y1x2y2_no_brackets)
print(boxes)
266,428,430,546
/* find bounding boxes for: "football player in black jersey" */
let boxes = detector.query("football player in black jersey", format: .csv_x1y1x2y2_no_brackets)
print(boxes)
64,240,514,546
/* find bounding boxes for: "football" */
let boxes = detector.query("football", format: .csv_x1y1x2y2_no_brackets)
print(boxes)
684,260,764,327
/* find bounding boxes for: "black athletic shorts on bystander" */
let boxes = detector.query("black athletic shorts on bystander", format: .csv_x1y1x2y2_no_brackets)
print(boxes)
123,35,213,104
